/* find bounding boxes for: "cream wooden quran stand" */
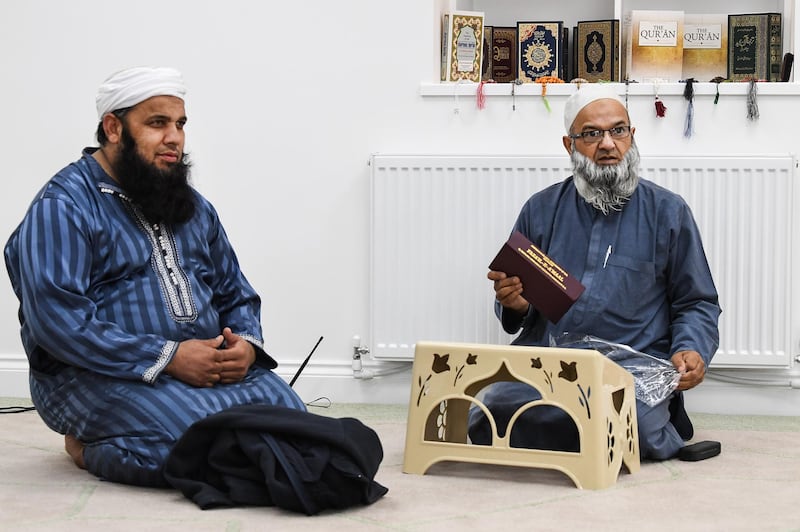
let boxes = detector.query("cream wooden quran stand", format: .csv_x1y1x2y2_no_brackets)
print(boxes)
403,341,640,489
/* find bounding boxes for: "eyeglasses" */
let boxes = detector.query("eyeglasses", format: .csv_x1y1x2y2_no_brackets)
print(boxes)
568,125,632,144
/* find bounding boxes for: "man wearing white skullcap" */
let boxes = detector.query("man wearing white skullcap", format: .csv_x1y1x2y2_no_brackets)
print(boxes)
471,84,722,462
561,83,627,135
4,68,307,487
95,66,187,120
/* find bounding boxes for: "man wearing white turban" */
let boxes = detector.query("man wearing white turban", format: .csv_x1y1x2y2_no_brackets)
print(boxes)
95,66,187,121
4,67,306,486
470,85,721,461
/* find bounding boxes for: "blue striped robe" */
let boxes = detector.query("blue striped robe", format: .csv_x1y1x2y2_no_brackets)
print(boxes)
4,149,305,486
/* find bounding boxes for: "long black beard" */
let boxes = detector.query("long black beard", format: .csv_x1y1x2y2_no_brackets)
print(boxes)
571,140,640,215
113,128,195,225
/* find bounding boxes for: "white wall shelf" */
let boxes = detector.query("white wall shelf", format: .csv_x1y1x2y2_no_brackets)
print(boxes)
420,80,800,97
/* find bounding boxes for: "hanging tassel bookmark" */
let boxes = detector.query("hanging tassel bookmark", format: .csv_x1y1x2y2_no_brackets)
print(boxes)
683,78,695,138
476,80,495,110
624,78,630,110
710,76,726,104
511,79,522,111
654,81,666,117
535,76,563,113
746,79,760,121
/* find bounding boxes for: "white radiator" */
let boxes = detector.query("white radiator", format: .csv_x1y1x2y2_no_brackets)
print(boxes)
369,154,797,368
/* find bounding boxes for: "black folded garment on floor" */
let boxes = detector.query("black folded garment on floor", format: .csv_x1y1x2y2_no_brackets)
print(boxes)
164,404,388,514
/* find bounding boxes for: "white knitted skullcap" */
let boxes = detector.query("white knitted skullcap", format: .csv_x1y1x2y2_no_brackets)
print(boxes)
96,66,186,120
563,84,625,134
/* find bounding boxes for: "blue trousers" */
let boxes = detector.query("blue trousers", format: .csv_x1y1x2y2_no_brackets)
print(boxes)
467,381,685,460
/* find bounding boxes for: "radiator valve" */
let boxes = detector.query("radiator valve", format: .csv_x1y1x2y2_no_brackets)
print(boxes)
352,336,373,379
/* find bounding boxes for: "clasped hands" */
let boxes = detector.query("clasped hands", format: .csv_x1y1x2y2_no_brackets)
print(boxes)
489,270,706,391
165,327,256,388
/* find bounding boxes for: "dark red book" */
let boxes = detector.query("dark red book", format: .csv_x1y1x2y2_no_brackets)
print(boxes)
489,231,585,323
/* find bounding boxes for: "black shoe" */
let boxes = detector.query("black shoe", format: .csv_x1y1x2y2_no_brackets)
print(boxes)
669,392,694,441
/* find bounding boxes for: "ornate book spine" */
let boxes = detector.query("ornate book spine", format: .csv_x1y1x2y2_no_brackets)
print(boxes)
491,27,517,82
440,14,450,82
769,13,783,81
560,26,569,81
577,20,620,82
517,21,563,82
571,26,578,81
482,25,493,81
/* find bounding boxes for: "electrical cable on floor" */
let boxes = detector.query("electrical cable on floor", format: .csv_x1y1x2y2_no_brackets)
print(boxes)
355,362,410,379
305,397,332,408
0,406,36,414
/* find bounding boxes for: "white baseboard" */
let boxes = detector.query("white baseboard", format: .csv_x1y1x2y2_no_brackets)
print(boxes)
0,354,30,398
686,379,800,416
0,354,415,405
3,356,800,416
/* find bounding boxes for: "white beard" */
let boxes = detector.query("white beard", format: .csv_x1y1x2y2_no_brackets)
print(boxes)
571,140,641,215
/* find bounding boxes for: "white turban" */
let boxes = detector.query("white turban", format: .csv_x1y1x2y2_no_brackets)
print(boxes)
95,66,186,120
563,84,625,134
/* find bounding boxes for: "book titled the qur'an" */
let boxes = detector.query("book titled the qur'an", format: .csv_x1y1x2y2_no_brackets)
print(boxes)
728,13,782,81
625,10,684,82
489,231,585,324
682,13,728,81
441,11,485,82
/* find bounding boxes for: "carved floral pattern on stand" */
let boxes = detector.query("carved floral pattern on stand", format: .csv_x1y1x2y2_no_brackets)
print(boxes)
415,352,591,422
558,360,592,420
415,352,478,406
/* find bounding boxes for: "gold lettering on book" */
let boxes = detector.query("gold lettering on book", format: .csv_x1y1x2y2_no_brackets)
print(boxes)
493,45,510,61
517,245,568,291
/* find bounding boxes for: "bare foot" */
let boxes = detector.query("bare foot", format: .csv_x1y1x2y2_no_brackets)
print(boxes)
64,435,86,470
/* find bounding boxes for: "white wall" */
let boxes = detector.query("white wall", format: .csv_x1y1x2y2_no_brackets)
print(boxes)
1,1,798,413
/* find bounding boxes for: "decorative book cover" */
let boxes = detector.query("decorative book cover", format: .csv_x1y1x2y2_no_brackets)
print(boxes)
441,11,485,82
625,10,684,82
489,231,585,324
517,21,563,82
682,14,728,81
728,13,782,81
577,19,620,82
492,27,517,82
482,25,493,81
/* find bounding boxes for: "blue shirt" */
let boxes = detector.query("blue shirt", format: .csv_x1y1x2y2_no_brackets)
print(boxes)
4,149,272,383
500,176,721,365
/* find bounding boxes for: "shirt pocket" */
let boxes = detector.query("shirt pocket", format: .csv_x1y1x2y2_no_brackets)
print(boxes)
600,254,659,320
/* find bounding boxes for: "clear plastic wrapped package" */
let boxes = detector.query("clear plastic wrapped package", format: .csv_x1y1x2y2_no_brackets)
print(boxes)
549,333,680,407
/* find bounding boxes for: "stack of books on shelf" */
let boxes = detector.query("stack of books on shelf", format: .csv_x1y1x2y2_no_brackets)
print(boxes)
440,9,786,84
624,10,782,82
